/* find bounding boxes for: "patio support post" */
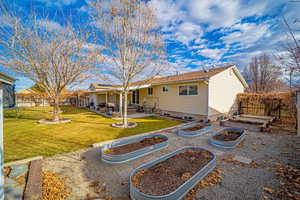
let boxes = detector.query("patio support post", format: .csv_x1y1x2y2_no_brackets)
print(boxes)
119,92,123,117
105,92,108,105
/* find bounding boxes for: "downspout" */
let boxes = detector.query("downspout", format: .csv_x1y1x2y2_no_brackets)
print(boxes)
205,80,209,121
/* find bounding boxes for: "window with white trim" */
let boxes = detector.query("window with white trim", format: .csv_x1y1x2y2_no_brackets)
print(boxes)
162,86,169,92
179,85,198,96
147,87,153,96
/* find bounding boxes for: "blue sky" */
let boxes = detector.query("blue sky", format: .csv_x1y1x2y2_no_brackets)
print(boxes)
1,0,299,91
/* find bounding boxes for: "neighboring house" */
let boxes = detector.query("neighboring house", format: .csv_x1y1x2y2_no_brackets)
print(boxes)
17,87,90,107
66,90,90,107
16,88,50,107
88,65,248,120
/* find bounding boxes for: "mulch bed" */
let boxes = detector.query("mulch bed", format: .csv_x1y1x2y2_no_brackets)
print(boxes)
213,130,242,141
181,125,205,132
42,171,70,200
104,136,167,155
131,149,213,196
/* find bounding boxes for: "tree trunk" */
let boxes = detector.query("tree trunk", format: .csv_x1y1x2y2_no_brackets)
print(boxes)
123,91,128,128
53,97,60,122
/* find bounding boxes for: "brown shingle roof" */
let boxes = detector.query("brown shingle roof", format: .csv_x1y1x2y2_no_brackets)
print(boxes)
131,65,233,86
91,83,121,89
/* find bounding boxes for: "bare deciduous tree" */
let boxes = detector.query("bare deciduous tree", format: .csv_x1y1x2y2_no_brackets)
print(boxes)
277,17,300,88
0,4,95,121
244,54,284,93
89,0,167,127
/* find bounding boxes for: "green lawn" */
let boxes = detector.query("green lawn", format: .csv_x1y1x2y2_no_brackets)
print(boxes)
4,106,182,162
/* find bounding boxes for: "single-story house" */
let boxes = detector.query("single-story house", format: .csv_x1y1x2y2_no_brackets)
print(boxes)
16,88,50,107
88,65,248,120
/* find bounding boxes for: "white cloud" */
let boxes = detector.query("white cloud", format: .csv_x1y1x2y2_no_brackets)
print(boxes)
187,0,240,30
221,22,271,49
197,48,226,60
148,0,185,29
173,22,203,45
38,20,64,31
35,0,78,7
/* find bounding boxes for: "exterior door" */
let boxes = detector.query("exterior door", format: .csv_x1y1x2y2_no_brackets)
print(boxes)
132,90,139,104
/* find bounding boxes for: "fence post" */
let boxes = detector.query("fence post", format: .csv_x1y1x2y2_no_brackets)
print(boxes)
238,101,242,115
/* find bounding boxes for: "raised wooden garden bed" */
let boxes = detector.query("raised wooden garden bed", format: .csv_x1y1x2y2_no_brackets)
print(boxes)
101,134,168,165
177,122,212,137
130,147,216,199
238,114,275,123
220,118,267,132
209,127,245,149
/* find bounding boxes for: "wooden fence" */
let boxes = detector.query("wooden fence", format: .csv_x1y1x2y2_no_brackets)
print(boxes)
237,92,297,124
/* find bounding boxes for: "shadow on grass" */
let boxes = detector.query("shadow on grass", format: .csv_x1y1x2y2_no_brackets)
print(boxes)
60,106,91,115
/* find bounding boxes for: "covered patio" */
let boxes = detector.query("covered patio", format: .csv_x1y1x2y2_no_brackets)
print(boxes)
88,84,155,118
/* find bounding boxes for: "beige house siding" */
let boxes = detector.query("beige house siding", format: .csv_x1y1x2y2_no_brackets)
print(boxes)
139,81,208,115
208,67,245,118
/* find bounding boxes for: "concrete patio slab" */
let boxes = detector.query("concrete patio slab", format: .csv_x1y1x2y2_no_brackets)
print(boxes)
233,155,252,164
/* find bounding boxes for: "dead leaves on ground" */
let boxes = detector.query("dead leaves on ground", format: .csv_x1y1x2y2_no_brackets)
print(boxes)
221,154,260,168
263,163,300,200
42,171,70,200
184,168,223,200
4,167,11,177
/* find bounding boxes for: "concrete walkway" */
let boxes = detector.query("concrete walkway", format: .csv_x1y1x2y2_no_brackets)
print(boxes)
42,122,300,200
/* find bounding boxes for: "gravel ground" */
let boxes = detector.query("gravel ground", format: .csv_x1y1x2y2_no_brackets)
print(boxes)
42,122,300,200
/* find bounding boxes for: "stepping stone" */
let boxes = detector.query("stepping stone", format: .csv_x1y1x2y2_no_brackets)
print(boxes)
9,164,28,179
24,159,42,200
233,155,252,164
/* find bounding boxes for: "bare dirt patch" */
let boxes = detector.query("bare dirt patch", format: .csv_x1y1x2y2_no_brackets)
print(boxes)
111,122,137,128
131,149,213,196
104,136,167,155
181,125,205,132
38,118,71,125
213,130,242,141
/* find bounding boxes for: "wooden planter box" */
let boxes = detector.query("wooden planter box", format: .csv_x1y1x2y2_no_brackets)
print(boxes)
130,147,216,200
100,134,168,165
220,119,266,132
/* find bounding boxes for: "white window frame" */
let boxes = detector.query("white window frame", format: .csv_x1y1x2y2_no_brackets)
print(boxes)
147,87,153,96
178,85,198,96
